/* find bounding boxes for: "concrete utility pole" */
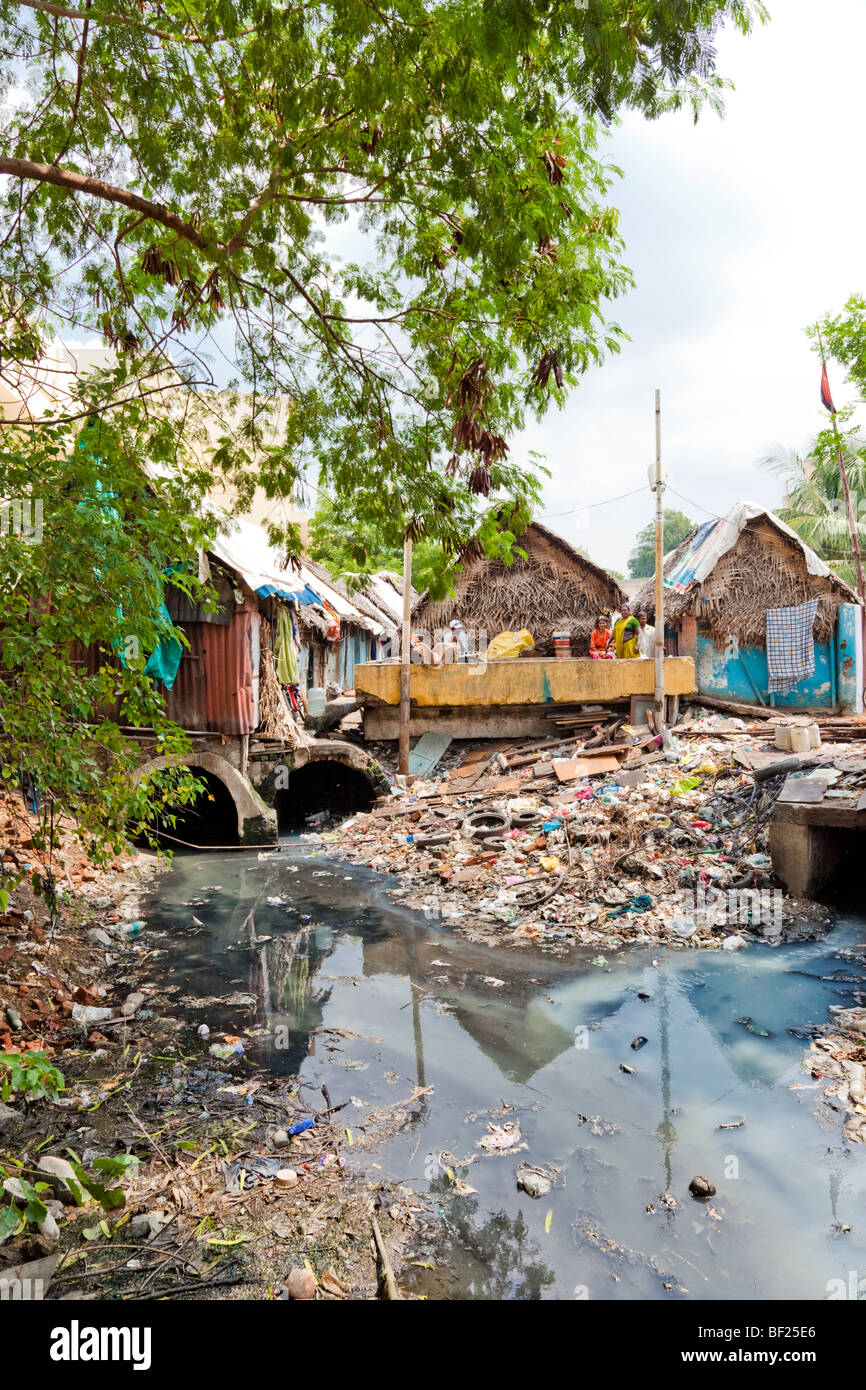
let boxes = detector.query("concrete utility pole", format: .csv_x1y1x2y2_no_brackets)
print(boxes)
652,389,666,734
398,531,413,776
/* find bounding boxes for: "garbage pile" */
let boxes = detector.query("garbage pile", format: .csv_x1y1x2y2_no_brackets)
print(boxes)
309,707,866,952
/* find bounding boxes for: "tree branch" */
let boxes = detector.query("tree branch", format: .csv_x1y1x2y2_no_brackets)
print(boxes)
10,0,259,43
0,156,207,251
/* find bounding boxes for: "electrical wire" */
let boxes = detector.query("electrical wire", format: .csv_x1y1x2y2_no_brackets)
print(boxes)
540,486,647,520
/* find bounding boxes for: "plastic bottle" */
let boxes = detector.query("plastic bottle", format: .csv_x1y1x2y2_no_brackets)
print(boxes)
119,921,145,937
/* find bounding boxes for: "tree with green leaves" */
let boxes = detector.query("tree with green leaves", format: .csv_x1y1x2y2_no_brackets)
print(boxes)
754,300,866,592
628,507,694,577
1,0,766,555
307,495,449,596
0,0,765,867
0,398,211,895
759,435,866,591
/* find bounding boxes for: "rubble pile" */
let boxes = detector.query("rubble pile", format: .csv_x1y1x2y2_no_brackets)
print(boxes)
316,707,866,953
801,1003,866,1145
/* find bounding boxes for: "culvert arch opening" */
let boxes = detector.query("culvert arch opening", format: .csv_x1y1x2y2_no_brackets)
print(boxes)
149,767,240,847
276,759,375,831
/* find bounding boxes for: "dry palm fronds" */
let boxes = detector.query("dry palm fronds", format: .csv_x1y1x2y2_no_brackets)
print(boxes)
258,619,310,748
634,519,853,648
415,523,623,649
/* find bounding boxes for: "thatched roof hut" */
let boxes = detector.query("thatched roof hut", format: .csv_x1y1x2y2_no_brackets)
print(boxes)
413,521,625,653
633,503,857,649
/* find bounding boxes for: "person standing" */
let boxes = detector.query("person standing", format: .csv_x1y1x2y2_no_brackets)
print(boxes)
612,602,633,659
637,609,655,659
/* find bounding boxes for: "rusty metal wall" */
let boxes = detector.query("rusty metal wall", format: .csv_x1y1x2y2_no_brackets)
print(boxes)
162,623,208,730
201,605,254,735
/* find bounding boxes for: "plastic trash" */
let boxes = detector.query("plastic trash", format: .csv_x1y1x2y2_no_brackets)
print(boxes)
119,921,145,938
72,1003,113,1024
209,1040,244,1060
287,1117,316,1137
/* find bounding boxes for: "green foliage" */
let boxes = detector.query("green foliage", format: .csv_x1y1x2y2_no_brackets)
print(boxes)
0,1151,140,1239
755,301,866,591
0,1050,65,1103
628,509,695,577
0,0,765,557
308,495,449,594
758,436,866,590
0,380,220,869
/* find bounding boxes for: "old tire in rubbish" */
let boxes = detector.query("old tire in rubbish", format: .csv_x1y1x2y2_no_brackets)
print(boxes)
510,810,541,830
463,810,510,839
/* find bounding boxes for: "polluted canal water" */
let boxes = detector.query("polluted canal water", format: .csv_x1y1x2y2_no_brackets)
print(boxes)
140,843,866,1301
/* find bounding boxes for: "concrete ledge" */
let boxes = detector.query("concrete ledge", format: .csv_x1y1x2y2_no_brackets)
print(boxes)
355,655,695,709
770,801,866,898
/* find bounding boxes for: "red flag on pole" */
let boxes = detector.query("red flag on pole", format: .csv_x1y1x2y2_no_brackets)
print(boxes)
820,362,836,414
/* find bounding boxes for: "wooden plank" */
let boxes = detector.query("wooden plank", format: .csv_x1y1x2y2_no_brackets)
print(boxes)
554,755,622,782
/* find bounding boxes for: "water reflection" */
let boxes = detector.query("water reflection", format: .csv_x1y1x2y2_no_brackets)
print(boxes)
141,845,866,1301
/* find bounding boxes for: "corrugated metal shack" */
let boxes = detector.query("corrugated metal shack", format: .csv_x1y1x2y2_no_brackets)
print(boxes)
72,516,400,739
156,517,399,736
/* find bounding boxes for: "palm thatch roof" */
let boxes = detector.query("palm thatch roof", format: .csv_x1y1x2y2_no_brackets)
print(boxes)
413,521,625,651
633,506,857,648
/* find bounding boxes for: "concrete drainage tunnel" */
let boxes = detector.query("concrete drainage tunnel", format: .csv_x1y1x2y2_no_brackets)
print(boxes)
151,768,242,848
275,760,375,832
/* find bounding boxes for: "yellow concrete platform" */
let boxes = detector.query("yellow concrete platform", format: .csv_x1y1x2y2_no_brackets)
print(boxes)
354,656,696,708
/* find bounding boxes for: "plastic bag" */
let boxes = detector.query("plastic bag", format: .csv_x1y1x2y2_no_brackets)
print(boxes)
485,628,534,661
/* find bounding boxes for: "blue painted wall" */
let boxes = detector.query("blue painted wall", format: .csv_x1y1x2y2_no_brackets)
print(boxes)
837,603,862,712
695,627,836,709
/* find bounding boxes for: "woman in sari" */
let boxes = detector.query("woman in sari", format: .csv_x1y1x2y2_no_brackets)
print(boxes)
589,615,614,658
619,613,641,659
612,603,633,659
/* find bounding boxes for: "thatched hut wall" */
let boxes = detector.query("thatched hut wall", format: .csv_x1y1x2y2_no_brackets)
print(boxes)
635,516,855,649
414,522,625,652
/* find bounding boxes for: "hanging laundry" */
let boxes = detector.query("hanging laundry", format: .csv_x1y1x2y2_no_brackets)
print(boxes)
275,604,299,684
766,598,819,695
143,602,184,690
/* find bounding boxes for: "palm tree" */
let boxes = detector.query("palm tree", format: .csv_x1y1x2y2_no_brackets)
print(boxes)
758,435,866,591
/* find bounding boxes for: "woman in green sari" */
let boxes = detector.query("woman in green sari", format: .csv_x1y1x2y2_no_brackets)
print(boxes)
619,613,641,659
613,603,641,659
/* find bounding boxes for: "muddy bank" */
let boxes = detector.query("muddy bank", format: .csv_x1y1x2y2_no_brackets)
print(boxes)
0,812,436,1299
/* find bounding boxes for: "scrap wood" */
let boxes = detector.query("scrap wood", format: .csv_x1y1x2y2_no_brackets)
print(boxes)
370,1212,402,1300
554,755,621,782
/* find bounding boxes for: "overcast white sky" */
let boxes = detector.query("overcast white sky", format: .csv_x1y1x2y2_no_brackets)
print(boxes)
523,0,866,575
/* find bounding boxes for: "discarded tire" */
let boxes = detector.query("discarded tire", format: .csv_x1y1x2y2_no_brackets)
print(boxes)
464,810,510,839
510,810,541,830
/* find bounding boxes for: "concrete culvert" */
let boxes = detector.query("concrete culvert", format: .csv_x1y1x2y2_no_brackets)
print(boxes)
151,768,240,848
276,760,375,832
